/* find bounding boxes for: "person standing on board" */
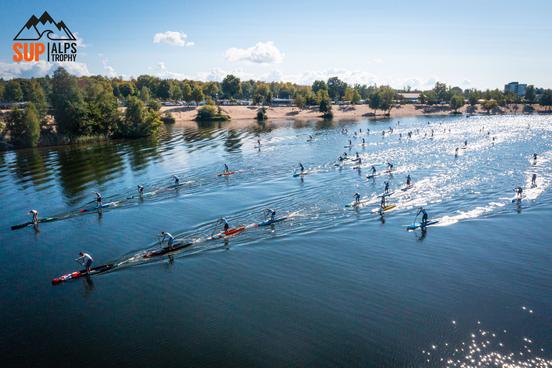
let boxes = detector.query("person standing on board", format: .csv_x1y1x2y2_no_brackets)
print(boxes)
533,153,537,163
370,165,377,176
93,192,103,208
29,209,39,225
298,163,304,174
379,194,387,211
416,207,429,226
406,174,412,186
221,218,230,232
353,192,361,205
455,147,459,158
160,231,175,249
384,181,391,194
224,164,230,174
76,252,94,273
172,175,180,186
386,162,394,172
514,186,523,200
531,174,537,188
265,208,276,221
137,185,144,196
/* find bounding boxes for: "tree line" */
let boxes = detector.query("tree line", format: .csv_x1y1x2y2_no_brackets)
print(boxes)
1,68,551,149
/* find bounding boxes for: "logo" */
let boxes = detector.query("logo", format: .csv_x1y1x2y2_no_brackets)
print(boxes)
12,11,78,63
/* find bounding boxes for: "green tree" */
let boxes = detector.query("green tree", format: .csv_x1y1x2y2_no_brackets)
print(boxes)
7,103,41,147
327,77,347,101
539,89,552,111
312,80,327,94
378,86,396,115
449,94,465,113
466,89,479,106
482,99,498,114
319,90,332,113
118,81,136,98
525,85,536,103
294,94,306,109
433,82,450,102
4,80,23,102
84,78,120,136
221,75,241,99
181,82,193,102
139,86,151,102
116,96,161,138
28,80,48,117
343,87,354,102
351,90,361,104
158,80,175,100
202,82,220,99
369,92,381,115
51,67,87,136
191,86,204,104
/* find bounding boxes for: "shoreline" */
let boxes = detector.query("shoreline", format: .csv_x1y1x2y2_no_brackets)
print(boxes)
1,104,550,151
162,103,550,123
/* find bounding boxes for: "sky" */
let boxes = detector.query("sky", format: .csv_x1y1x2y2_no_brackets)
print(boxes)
1,0,551,90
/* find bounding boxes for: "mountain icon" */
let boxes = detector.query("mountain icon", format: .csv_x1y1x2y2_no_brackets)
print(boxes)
14,11,76,41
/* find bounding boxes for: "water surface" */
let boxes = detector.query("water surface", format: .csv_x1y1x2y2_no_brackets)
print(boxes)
1,115,551,367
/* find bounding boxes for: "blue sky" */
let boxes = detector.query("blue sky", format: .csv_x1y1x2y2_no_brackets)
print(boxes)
1,0,551,89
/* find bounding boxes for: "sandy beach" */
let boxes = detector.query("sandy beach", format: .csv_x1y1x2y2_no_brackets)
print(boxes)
161,103,548,123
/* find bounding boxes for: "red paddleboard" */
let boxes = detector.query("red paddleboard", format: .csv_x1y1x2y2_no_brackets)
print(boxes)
218,171,237,177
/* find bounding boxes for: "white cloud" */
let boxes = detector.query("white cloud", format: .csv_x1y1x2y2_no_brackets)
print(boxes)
225,41,284,64
99,54,116,77
0,61,90,79
284,69,378,86
153,31,194,47
73,32,88,48
150,61,191,79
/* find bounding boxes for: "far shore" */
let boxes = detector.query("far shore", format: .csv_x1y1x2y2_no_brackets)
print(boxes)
161,103,550,124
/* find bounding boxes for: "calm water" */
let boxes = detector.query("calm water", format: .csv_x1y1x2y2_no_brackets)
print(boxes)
1,115,551,368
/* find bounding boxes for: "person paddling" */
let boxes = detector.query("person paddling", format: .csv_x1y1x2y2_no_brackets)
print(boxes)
298,163,304,174
160,231,175,249
93,192,103,208
76,252,94,273
265,208,276,221
514,186,523,200
224,164,230,174
221,218,230,232
416,207,429,227
370,165,376,176
386,162,394,172
354,192,361,205
137,185,144,196
29,209,39,225
379,194,387,210
172,175,180,186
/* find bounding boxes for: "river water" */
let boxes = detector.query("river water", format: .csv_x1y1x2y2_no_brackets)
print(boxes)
1,115,551,367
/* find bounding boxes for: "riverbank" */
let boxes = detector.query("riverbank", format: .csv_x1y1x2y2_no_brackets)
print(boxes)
161,103,550,123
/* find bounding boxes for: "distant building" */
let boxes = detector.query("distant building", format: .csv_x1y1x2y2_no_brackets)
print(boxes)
271,98,294,106
504,82,527,97
397,92,421,103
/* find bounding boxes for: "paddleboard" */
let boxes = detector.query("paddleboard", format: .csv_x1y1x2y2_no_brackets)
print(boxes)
406,220,439,230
